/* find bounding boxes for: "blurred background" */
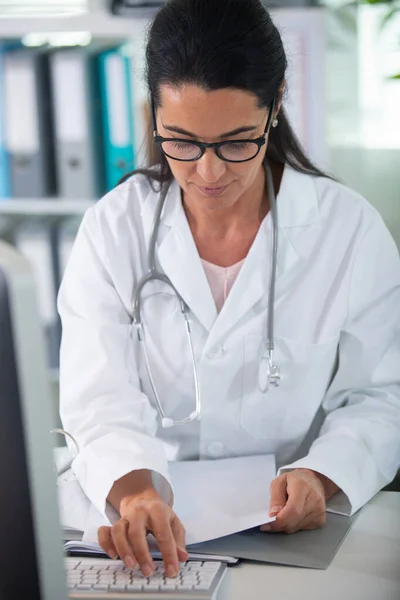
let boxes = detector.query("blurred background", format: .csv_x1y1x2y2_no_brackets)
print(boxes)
0,0,399,421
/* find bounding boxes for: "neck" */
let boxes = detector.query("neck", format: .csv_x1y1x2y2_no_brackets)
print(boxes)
183,166,268,241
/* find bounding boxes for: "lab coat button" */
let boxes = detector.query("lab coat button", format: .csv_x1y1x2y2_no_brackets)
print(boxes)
207,442,224,456
207,345,224,359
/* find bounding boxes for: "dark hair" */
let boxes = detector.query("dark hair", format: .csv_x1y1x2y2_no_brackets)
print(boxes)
124,0,330,187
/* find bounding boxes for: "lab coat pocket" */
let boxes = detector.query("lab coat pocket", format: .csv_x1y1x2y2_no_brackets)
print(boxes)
240,334,339,441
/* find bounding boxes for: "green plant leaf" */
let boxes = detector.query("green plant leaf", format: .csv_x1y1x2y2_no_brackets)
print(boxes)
389,73,400,78
381,6,400,28
362,0,396,5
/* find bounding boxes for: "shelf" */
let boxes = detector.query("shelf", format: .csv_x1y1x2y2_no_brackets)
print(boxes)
0,199,95,217
0,6,323,40
0,12,147,38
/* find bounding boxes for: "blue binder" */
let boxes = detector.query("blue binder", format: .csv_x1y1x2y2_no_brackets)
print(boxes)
98,47,135,190
0,46,10,199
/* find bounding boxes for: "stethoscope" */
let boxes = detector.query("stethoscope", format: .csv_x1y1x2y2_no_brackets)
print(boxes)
52,162,281,457
132,161,280,429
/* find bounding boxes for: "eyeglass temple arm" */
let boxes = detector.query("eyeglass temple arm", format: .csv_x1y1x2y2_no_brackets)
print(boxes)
151,96,157,137
264,96,277,135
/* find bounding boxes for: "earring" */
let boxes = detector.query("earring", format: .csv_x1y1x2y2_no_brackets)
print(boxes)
272,118,278,128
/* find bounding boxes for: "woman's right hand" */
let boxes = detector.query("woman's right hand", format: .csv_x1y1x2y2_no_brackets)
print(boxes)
98,487,188,578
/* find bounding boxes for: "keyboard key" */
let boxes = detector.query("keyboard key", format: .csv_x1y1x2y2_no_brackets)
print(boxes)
145,583,160,590
195,582,213,590
93,584,109,591
67,560,80,567
76,584,93,590
126,584,144,591
202,561,220,567
179,584,194,590
109,584,126,591
199,577,216,585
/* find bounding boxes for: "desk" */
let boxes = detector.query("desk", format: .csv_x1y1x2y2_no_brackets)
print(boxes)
221,492,400,600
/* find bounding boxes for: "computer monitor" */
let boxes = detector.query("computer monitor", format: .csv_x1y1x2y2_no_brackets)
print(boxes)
0,240,67,600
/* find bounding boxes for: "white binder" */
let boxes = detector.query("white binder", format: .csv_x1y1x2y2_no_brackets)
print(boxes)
50,49,102,199
3,50,56,197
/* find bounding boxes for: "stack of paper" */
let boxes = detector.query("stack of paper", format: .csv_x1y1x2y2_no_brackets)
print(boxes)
58,454,276,547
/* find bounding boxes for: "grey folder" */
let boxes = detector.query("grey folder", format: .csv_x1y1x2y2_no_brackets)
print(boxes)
188,511,358,570
4,50,56,198
49,48,104,199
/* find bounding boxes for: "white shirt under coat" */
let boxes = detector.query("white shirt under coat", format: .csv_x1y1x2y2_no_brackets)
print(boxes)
58,164,400,520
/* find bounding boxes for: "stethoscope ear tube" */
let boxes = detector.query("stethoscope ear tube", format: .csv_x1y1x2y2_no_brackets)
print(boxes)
257,162,280,393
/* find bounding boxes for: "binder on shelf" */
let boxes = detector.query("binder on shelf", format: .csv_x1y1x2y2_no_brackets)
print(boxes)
3,49,56,198
0,46,10,199
98,47,135,191
49,48,105,200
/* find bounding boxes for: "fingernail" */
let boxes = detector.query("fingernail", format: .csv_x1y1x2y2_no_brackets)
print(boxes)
108,550,118,560
124,555,135,569
178,546,189,559
261,524,271,532
167,564,178,578
269,505,282,516
142,563,153,577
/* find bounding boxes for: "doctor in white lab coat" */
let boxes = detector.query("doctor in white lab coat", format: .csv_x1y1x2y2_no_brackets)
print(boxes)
59,0,400,580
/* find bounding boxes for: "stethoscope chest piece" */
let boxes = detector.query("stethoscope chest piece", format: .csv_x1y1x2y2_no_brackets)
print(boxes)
258,355,281,393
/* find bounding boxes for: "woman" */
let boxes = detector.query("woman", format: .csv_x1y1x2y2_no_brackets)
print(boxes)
59,0,400,580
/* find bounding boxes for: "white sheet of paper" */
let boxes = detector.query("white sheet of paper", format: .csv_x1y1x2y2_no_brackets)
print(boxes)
80,454,276,545
171,455,276,544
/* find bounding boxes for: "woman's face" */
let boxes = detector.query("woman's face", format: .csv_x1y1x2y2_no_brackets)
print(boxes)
156,84,273,212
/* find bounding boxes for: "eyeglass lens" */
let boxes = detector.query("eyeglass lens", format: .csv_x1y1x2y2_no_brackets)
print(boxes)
161,140,260,162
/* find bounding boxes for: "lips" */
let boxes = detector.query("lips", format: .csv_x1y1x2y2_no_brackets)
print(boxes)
198,185,228,197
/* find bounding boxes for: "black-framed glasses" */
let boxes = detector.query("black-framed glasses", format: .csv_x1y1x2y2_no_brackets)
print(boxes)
151,97,276,163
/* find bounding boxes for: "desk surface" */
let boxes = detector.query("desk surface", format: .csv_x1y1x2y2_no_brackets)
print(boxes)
221,492,400,600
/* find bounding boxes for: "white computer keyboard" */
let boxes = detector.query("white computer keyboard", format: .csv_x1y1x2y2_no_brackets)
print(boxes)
66,557,226,598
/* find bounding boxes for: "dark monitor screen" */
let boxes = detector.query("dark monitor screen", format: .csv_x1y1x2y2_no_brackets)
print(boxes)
0,265,41,600
0,243,66,600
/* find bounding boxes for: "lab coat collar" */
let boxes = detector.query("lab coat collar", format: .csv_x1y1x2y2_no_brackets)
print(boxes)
276,164,320,228
206,219,299,346
142,179,218,332
140,165,319,335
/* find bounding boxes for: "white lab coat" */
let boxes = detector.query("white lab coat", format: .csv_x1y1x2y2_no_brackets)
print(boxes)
58,165,400,521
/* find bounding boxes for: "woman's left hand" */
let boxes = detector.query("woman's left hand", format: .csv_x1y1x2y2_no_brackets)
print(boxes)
261,468,340,534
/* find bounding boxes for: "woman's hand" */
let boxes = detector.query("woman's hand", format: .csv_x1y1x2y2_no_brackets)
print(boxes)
261,468,340,534
98,487,188,578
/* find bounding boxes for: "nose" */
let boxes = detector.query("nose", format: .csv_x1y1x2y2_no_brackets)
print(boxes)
196,148,227,183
